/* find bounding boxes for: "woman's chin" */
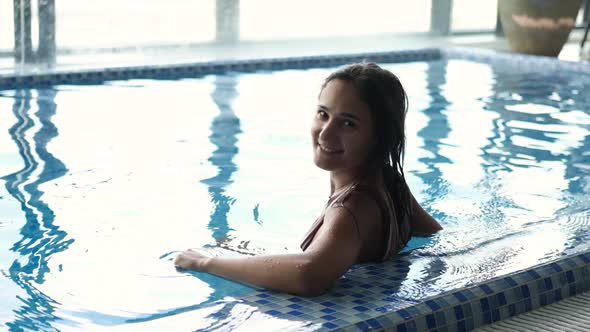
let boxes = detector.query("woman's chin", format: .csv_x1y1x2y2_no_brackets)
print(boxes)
313,156,340,171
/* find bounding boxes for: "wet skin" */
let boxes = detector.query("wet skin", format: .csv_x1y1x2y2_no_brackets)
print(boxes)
311,79,378,191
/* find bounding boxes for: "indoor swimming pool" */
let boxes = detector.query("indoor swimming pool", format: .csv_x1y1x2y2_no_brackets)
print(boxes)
0,49,589,331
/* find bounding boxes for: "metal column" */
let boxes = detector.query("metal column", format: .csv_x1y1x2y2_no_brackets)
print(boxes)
13,0,34,63
216,0,240,43
430,0,453,36
37,0,56,65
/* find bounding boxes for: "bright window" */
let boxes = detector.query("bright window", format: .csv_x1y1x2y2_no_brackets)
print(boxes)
1,1,14,51
452,0,498,32
240,0,431,41
56,0,215,49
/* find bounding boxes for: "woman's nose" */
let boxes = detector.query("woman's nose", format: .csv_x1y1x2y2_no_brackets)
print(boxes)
318,119,337,141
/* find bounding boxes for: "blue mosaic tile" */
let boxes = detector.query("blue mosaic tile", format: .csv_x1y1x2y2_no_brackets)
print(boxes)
320,307,336,314
482,311,492,325
453,305,464,320
394,323,407,332
353,306,369,313
365,318,382,329
545,277,554,290
323,322,339,329
479,284,494,295
457,319,467,332
321,314,338,321
265,309,282,316
491,309,502,322
354,312,374,321
479,298,490,312
396,308,413,320
507,303,517,317
526,270,542,280
452,291,468,302
426,314,436,329
425,300,441,311
354,321,370,332
461,303,473,318
350,292,368,299
405,319,418,332
287,310,304,316
521,284,531,298
287,303,302,309
320,301,337,307
435,311,447,326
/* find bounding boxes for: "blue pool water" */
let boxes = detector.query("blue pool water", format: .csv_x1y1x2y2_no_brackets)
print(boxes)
0,58,589,331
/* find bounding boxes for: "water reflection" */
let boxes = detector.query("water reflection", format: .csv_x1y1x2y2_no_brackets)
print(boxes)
415,60,451,221
124,75,248,325
403,60,451,286
201,75,242,247
2,89,72,330
486,70,590,242
485,72,573,167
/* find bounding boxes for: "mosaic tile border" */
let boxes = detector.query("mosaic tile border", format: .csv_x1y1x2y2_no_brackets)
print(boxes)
1,47,588,331
204,250,590,332
359,251,590,332
1,47,589,91
442,47,590,75
0,48,441,90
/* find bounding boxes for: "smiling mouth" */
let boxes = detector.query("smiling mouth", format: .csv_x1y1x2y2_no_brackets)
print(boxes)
318,144,343,154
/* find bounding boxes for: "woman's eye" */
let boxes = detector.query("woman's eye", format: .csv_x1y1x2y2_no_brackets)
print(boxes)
343,120,356,128
317,110,328,118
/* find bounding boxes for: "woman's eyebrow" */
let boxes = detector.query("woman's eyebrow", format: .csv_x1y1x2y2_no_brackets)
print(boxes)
318,105,360,122
339,112,361,122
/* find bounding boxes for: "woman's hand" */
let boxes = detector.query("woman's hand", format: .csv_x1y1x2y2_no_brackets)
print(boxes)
174,248,216,271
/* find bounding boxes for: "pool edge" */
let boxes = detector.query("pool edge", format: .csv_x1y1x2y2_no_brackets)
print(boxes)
334,249,590,332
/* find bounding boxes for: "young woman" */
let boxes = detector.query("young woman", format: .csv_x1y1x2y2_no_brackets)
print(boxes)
174,62,442,297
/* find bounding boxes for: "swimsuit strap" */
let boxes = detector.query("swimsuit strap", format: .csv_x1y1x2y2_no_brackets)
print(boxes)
300,181,413,260
300,181,358,251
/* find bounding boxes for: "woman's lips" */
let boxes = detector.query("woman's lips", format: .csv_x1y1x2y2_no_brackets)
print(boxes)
318,143,343,154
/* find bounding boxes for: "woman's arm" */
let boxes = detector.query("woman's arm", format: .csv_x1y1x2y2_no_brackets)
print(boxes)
174,206,362,297
409,193,443,236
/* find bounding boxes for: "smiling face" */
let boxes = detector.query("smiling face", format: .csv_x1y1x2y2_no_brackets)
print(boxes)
311,79,377,177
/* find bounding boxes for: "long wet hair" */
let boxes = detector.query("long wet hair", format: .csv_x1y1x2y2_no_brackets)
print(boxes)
321,62,413,226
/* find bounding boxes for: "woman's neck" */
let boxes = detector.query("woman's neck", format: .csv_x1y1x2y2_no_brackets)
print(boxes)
329,173,356,194
329,165,382,194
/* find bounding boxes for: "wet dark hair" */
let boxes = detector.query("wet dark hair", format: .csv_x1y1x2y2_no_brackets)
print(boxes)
321,62,412,225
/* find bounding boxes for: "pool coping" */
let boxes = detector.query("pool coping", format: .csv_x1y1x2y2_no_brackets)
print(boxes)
0,47,589,91
337,251,590,332
1,47,589,331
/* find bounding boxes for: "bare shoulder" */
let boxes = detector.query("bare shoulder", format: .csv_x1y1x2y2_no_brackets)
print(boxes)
326,190,382,236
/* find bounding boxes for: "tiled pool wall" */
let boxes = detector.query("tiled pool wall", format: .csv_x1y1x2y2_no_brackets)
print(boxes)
1,48,589,331
356,251,590,332
233,250,590,332
0,48,442,89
